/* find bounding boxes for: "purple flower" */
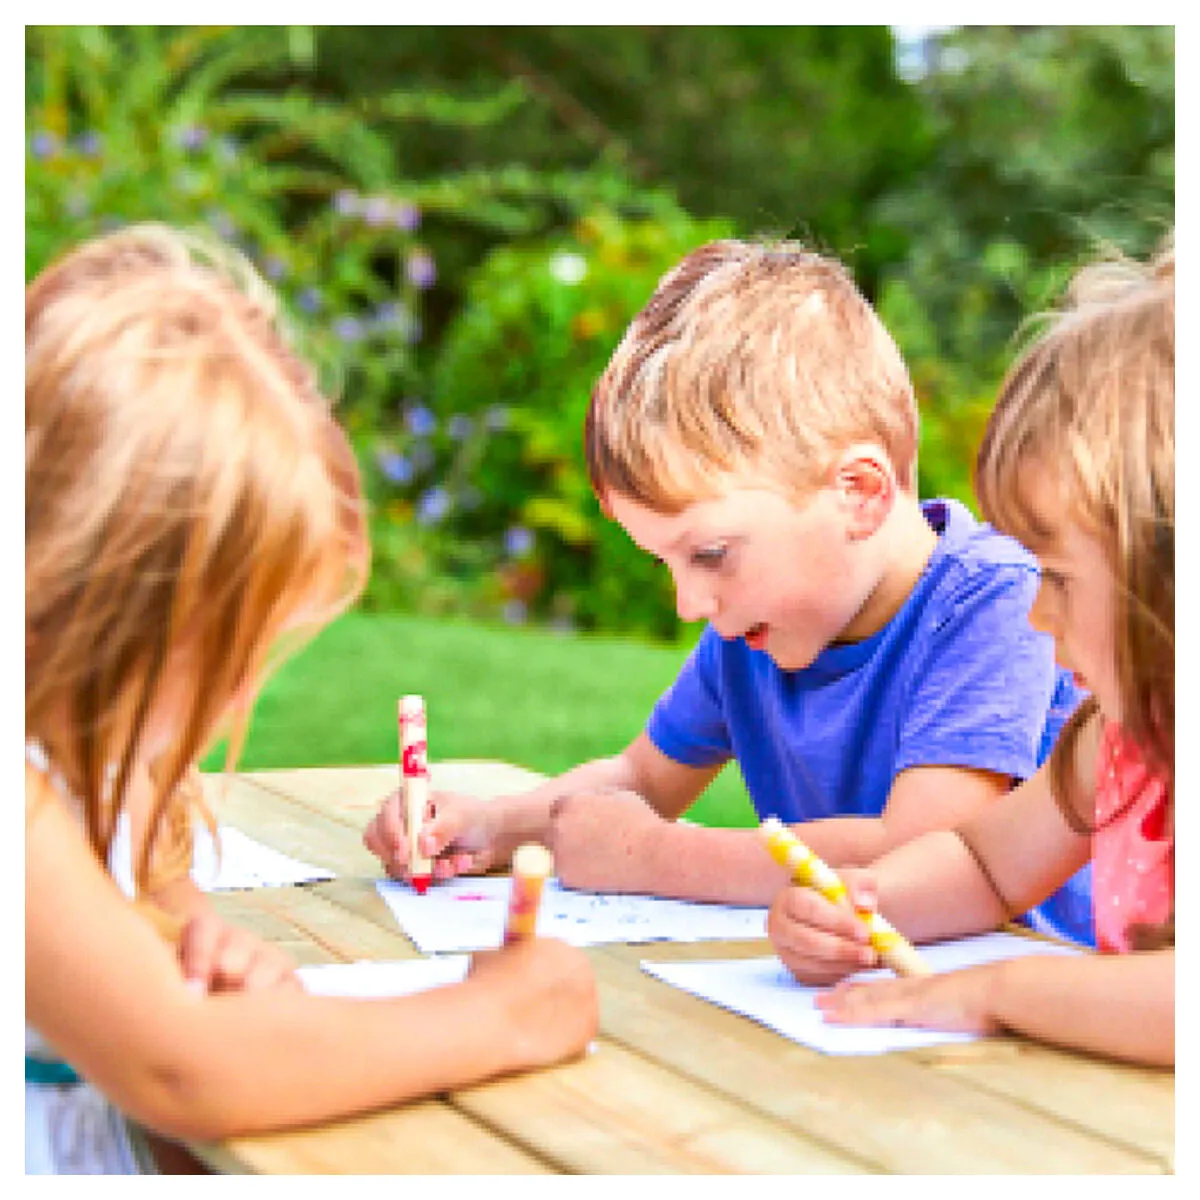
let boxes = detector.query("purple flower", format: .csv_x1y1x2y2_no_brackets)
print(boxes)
406,249,437,290
206,209,237,240
502,600,528,625
406,405,437,438
417,487,450,525
333,315,365,343
374,301,402,328
363,196,391,227
376,449,413,486
485,405,510,431
75,131,103,158
411,444,436,473
333,190,360,217
29,131,59,159
392,201,421,232
448,414,474,442
262,255,288,281
504,526,535,559
297,287,324,314
176,124,209,151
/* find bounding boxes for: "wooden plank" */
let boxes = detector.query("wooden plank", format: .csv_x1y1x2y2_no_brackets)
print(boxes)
190,1100,555,1174
222,761,547,825
452,1039,869,1174
597,944,1166,1173
200,774,377,876
211,883,417,964
918,1043,1174,1168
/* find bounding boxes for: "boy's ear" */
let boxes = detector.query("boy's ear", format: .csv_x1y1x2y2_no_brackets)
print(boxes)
831,445,896,539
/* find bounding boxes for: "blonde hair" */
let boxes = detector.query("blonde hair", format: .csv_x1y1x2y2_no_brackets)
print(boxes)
585,239,918,510
975,235,1174,950
26,224,369,927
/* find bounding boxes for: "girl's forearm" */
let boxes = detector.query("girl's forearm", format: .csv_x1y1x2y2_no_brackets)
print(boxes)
872,830,1012,942
990,949,1174,1067
122,976,527,1141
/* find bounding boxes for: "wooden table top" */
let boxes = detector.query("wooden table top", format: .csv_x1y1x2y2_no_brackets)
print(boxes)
189,763,1174,1175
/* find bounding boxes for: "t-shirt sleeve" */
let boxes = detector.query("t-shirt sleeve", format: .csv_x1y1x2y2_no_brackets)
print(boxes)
895,562,1058,782
645,627,734,767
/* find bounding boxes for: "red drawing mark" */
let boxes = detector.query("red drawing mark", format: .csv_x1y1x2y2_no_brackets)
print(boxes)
455,893,489,902
411,875,432,895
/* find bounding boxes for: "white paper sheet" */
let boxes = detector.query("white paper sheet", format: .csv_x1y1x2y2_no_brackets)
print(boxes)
193,825,336,891
376,876,769,952
109,815,335,893
641,931,1082,1055
298,956,471,998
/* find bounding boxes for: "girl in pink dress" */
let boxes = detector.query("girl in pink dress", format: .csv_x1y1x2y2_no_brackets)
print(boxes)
766,237,1174,1066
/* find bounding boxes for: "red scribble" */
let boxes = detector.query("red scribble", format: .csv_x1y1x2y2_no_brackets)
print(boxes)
455,893,489,902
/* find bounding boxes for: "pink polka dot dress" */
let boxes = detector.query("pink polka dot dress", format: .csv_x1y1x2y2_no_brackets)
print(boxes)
1092,721,1173,954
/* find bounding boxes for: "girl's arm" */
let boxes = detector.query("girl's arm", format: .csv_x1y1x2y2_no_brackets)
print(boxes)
992,948,1174,1065
26,774,597,1142
769,734,1096,981
818,942,1173,1067
871,720,1100,941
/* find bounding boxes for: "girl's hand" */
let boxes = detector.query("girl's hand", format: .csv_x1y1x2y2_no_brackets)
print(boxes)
767,868,882,985
178,910,301,994
816,963,1005,1036
467,937,599,1070
363,788,499,882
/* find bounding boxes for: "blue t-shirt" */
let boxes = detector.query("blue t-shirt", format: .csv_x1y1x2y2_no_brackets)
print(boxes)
646,498,1095,946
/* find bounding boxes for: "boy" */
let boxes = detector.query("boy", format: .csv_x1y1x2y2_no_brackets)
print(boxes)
365,240,1093,944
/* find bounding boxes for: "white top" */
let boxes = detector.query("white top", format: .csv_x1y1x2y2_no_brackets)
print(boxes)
25,740,155,1174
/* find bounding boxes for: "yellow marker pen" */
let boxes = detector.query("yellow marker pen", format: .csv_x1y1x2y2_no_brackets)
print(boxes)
760,817,930,977
504,844,553,944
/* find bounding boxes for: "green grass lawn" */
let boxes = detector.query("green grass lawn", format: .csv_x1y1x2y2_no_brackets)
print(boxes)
205,610,757,829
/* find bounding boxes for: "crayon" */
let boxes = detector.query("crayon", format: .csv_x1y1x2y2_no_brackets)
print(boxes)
504,843,553,944
398,694,433,895
759,817,931,977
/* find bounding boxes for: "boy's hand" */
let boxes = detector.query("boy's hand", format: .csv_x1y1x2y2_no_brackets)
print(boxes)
767,868,882,985
467,937,598,1069
363,788,501,882
816,963,1004,1036
178,910,301,994
547,789,664,892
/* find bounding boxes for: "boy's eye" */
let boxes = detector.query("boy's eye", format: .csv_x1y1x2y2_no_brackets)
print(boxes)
1041,568,1068,591
690,545,728,568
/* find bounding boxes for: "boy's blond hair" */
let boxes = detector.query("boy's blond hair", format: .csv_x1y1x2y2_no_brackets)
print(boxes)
975,235,1174,951
26,224,369,929
585,239,918,510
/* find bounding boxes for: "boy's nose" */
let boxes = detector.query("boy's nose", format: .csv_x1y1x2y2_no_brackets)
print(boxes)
675,578,718,623
1027,584,1058,639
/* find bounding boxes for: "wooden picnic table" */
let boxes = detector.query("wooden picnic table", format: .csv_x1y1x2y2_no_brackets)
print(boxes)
188,763,1174,1175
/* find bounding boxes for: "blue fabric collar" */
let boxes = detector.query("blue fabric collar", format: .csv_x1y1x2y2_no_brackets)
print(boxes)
25,1055,82,1086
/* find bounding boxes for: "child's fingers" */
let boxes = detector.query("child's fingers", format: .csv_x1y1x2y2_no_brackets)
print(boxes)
240,951,300,993
178,915,222,988
782,884,870,942
840,869,878,913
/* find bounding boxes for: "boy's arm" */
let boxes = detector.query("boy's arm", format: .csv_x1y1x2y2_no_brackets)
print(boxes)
494,731,721,849
549,764,1013,904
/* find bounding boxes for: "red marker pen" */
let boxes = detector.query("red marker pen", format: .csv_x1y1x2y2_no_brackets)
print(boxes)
398,695,433,895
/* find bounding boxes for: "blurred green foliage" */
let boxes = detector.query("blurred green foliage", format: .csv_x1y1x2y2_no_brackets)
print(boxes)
26,24,1174,643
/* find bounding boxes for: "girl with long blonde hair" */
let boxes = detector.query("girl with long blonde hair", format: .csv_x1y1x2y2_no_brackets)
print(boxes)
26,225,597,1172
764,237,1174,1066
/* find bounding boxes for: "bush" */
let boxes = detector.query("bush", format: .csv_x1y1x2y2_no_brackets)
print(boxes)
369,206,734,638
